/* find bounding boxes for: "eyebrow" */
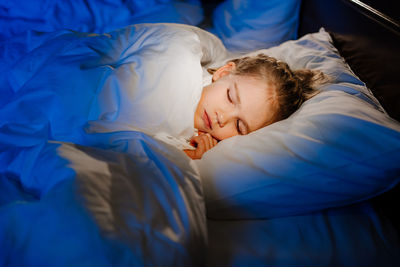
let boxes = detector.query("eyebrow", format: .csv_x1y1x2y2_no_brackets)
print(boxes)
234,81,249,134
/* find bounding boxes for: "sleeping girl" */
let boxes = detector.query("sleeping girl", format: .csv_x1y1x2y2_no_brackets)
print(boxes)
1,24,327,161
185,54,328,159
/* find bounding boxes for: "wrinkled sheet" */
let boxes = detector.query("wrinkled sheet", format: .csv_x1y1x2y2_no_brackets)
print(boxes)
0,0,203,73
0,0,203,37
1,23,227,147
0,131,207,266
0,11,216,265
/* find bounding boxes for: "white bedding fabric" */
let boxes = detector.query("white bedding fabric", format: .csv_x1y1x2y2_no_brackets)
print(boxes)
1,23,227,265
0,0,204,75
0,131,208,265
3,23,228,150
57,133,207,265
84,23,228,149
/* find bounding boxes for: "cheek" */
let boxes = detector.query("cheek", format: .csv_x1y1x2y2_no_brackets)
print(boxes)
204,84,225,105
212,125,238,141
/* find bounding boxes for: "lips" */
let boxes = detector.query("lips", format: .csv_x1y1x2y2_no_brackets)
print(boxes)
203,110,212,130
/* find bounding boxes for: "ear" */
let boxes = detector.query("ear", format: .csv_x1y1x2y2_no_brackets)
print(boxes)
212,62,236,82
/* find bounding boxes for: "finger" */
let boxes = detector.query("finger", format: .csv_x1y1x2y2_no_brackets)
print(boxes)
196,139,208,159
206,134,217,149
200,134,217,151
192,134,207,150
199,136,209,152
201,135,211,151
191,134,204,146
190,134,215,159
183,149,195,159
189,137,200,148
190,139,198,147
184,148,202,160
206,134,214,150
212,137,218,146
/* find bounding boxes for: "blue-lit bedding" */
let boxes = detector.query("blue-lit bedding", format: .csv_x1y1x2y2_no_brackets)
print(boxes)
1,0,400,266
0,136,206,266
0,24,210,266
207,202,400,266
1,2,210,265
0,0,203,74
1,23,226,146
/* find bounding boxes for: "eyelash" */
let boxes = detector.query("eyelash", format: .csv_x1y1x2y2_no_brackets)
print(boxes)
227,89,233,103
227,89,242,134
236,120,242,135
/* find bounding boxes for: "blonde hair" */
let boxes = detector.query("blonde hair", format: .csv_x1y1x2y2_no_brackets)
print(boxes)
208,54,328,123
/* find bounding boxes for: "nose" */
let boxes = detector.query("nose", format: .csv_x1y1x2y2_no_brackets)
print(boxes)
217,112,225,127
217,108,236,128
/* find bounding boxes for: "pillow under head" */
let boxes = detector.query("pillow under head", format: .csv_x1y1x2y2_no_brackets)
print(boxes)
197,28,400,219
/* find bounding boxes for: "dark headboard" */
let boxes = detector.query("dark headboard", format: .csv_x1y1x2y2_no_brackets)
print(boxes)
299,0,400,123
298,0,400,37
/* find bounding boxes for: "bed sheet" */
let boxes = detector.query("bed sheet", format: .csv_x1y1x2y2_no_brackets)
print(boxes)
0,131,207,266
0,0,204,73
0,0,203,36
0,22,219,266
206,202,400,266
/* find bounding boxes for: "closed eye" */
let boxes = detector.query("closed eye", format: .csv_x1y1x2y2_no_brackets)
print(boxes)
237,119,248,135
227,88,233,103
236,120,244,135
236,120,241,134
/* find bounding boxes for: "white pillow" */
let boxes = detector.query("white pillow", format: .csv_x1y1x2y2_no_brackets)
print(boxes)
197,28,400,219
212,0,301,52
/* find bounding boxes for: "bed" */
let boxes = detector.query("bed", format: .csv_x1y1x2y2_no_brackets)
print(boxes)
1,0,399,266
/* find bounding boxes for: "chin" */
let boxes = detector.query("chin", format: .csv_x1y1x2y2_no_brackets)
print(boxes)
212,134,222,141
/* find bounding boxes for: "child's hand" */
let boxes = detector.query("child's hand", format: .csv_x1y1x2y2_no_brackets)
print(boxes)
184,133,218,159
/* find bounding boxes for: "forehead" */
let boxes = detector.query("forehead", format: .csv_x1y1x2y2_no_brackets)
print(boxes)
233,75,277,131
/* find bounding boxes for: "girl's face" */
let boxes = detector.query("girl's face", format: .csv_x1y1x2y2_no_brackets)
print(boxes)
194,63,277,141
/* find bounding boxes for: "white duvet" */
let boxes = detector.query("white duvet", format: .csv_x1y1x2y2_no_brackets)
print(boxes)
84,23,228,148
0,23,229,265
3,23,228,149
